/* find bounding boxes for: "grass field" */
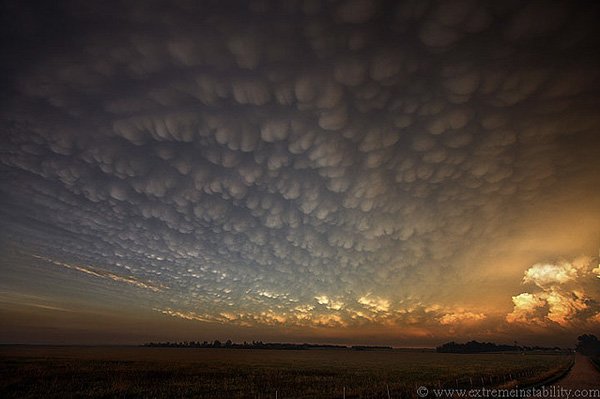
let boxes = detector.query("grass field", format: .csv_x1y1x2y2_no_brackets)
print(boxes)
0,346,573,398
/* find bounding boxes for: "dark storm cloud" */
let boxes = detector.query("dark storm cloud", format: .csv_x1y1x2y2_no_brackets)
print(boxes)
1,0,599,332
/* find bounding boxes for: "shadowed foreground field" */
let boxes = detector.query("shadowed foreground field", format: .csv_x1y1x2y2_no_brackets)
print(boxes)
0,346,572,398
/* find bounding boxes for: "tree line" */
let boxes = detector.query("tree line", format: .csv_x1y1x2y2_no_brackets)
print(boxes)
436,340,562,353
142,340,392,350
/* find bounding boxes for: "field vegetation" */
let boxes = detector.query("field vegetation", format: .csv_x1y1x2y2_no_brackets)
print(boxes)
0,346,573,398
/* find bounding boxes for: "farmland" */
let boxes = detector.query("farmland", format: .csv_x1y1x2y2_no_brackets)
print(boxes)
0,346,572,398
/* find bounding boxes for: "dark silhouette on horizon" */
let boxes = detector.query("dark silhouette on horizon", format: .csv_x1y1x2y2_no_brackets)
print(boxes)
575,334,600,357
142,340,393,351
436,340,563,353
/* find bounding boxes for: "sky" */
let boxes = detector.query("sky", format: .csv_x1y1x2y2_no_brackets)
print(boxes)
1,0,599,347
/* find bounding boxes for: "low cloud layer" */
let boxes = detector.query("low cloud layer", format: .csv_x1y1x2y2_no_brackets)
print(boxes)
1,0,599,343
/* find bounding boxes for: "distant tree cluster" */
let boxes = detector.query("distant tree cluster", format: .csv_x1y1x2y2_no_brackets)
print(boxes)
436,341,561,353
351,345,393,351
142,340,348,350
576,334,600,356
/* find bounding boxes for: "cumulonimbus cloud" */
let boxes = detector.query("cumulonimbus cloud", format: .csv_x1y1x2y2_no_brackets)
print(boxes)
507,257,600,327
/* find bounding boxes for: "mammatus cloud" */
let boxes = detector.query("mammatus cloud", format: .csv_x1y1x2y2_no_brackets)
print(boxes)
507,257,600,327
0,0,599,343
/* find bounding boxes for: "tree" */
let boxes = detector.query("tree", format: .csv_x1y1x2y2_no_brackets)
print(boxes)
576,334,600,356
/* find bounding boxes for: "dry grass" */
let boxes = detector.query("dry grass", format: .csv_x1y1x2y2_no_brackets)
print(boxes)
0,346,572,398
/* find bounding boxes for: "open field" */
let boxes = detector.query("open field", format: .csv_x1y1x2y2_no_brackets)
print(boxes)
0,346,573,398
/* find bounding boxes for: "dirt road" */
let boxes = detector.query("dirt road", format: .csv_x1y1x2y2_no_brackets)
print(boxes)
529,354,600,398
554,354,600,389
